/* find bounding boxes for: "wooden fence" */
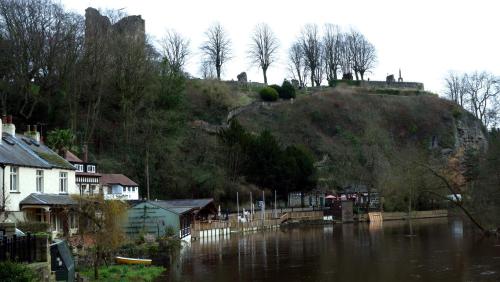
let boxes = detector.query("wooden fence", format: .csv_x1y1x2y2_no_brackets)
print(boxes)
0,234,39,263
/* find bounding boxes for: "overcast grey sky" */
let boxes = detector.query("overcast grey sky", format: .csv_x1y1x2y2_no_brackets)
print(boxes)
63,0,500,95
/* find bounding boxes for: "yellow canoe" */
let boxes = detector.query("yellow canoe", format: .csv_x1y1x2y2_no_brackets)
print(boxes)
115,256,152,265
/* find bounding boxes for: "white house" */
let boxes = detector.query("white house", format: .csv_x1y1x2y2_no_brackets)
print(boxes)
101,174,139,200
0,116,78,237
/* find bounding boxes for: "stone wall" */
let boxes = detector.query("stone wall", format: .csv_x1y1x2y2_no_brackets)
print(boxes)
84,7,145,46
360,80,424,90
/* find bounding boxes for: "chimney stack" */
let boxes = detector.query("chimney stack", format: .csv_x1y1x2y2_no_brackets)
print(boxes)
2,115,16,136
24,124,40,143
83,144,88,162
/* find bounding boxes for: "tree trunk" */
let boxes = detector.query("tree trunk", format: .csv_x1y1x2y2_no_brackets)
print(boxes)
216,65,221,80
94,247,100,279
263,68,268,85
145,149,150,200
310,72,315,88
354,71,359,81
360,71,365,81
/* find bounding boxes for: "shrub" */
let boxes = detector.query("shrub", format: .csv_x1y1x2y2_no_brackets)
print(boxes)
259,87,278,102
452,107,462,119
0,261,36,282
17,221,49,233
280,80,296,99
269,84,282,95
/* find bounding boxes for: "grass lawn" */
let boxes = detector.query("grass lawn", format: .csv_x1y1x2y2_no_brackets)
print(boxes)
80,265,165,282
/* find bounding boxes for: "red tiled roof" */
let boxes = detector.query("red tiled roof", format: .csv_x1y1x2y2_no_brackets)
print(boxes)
100,174,138,186
64,150,83,163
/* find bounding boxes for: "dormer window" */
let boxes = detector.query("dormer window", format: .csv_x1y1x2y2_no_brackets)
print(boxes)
87,165,96,173
74,164,84,172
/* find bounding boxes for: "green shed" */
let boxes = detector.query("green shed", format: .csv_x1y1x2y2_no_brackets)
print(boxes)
125,201,193,239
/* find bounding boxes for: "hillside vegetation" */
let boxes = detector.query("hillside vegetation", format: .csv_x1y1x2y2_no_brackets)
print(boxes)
160,82,486,211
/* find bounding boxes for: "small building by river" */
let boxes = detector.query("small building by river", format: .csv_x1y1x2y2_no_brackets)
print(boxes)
124,198,217,240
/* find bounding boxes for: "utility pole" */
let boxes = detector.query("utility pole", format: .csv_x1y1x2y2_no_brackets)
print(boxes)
237,192,240,229
250,192,253,222
274,190,277,218
261,190,265,226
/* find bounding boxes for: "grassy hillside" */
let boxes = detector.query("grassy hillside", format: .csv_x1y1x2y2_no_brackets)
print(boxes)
177,81,486,210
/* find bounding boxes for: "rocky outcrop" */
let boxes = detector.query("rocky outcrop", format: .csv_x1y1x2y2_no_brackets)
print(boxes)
454,117,488,153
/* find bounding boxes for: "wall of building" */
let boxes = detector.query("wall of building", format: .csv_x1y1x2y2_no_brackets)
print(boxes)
360,81,424,90
124,202,180,238
3,165,77,213
104,184,139,200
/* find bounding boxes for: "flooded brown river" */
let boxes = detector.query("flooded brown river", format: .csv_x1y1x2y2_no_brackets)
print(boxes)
163,218,500,282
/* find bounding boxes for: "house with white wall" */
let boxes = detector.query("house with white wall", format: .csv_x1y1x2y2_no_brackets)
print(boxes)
101,174,139,200
0,116,78,237
64,150,101,196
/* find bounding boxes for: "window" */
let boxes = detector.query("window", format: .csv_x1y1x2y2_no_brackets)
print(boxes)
90,184,96,195
59,172,68,193
36,170,44,193
87,165,96,173
9,167,18,192
74,164,84,172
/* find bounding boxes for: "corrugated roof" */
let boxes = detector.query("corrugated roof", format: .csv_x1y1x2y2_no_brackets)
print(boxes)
146,203,195,215
150,198,214,210
19,193,77,206
101,174,138,186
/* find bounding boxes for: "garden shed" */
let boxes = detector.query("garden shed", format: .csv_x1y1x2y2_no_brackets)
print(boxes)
125,201,194,240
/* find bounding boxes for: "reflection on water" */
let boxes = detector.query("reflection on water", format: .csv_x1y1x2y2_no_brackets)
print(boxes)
164,218,500,282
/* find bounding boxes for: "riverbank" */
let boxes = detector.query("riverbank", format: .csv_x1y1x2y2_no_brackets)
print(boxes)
192,209,449,240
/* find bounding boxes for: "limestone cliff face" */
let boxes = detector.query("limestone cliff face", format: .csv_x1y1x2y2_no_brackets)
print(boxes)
454,116,488,153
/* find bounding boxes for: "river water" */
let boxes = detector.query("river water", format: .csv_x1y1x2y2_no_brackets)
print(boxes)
164,218,500,282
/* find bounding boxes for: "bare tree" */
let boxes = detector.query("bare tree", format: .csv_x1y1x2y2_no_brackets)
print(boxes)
288,41,307,87
160,29,190,73
299,24,322,86
444,71,467,107
464,71,500,128
356,35,376,81
347,29,363,80
200,22,232,80
323,24,342,82
247,23,279,85
199,60,216,79
338,32,353,79
0,0,83,120
314,45,325,86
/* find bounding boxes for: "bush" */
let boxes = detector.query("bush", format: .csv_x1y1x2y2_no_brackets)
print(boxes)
0,261,36,282
280,80,296,99
269,84,282,95
16,221,49,233
452,106,462,119
259,87,278,102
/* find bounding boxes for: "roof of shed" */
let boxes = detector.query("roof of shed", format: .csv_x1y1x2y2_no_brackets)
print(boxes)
152,198,214,209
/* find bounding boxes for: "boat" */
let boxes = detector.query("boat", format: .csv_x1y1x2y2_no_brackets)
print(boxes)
115,256,152,265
